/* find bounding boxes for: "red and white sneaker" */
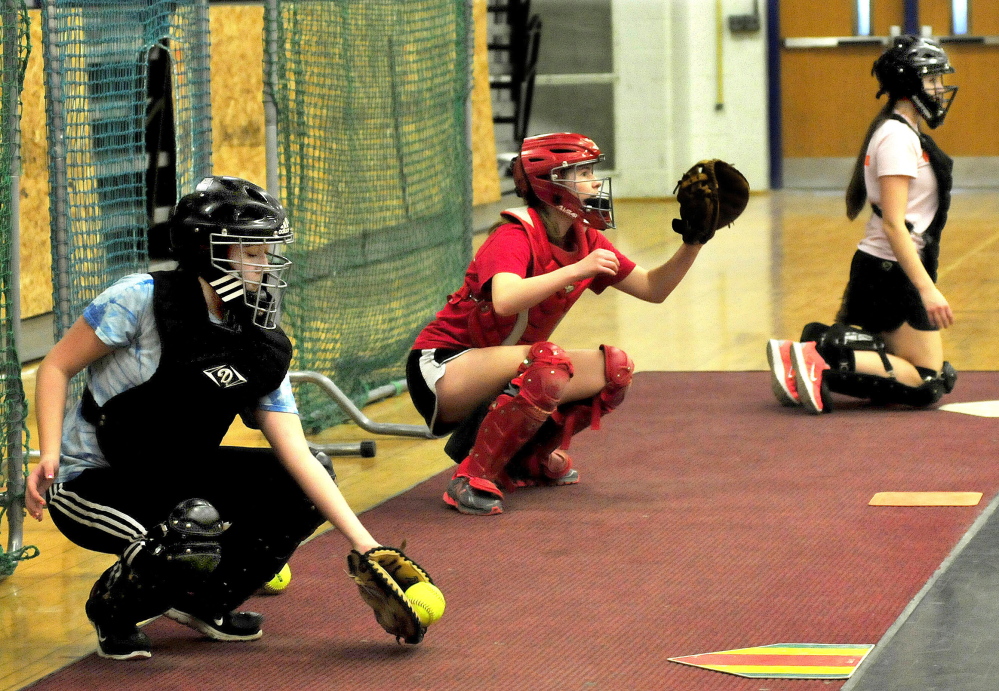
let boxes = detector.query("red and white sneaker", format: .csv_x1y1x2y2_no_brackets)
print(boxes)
766,339,799,406
790,341,830,414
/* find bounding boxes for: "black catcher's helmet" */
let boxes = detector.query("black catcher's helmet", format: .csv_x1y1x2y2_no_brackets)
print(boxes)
169,176,293,329
872,35,957,129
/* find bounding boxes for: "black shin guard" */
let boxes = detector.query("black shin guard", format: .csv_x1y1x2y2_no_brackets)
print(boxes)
824,364,956,408
87,499,224,626
811,323,956,407
814,323,893,374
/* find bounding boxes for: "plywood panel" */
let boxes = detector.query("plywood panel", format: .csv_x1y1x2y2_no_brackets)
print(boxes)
471,0,501,206
209,5,267,187
19,11,53,319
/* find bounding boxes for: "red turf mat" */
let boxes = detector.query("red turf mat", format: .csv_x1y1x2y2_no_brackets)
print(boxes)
25,372,999,691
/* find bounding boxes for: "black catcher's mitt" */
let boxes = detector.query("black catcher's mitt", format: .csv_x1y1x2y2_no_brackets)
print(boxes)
672,159,750,244
347,546,435,644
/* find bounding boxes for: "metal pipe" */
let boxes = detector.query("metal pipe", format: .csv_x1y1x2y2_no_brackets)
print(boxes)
263,0,280,197
3,0,25,565
289,371,433,439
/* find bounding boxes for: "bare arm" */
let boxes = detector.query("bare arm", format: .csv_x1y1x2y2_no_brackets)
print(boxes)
27,317,115,520
489,249,621,316
880,174,953,328
256,409,380,553
613,242,702,303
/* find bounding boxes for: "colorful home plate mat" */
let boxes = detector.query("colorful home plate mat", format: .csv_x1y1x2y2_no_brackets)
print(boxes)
668,643,875,679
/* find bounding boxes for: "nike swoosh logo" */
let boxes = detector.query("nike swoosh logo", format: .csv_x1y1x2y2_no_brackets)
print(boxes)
213,617,224,627
808,363,819,383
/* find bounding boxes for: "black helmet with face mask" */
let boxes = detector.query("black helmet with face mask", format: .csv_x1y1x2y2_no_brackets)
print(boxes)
169,176,293,329
872,35,957,129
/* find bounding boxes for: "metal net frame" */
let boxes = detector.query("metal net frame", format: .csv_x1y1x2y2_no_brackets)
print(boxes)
265,0,473,432
42,0,212,342
1,0,37,579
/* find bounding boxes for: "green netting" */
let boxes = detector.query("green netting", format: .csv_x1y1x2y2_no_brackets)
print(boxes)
267,0,473,432
42,0,212,338
1,0,37,578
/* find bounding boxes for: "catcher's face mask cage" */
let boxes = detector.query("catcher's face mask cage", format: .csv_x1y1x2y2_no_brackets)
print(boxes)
209,222,294,330
549,158,614,230
170,176,294,329
516,132,615,230
873,35,957,129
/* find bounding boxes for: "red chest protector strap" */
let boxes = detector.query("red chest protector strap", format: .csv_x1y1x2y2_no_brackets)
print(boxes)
465,207,593,346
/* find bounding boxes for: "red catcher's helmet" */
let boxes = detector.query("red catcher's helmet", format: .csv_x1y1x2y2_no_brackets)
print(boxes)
511,132,614,229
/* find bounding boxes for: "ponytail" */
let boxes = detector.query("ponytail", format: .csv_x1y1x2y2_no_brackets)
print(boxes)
846,100,896,220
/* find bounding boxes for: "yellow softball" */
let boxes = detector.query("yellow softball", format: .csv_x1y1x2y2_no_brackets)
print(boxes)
404,582,446,626
263,563,292,593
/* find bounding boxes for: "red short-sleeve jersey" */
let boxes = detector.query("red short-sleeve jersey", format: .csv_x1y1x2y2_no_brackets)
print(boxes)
414,207,636,350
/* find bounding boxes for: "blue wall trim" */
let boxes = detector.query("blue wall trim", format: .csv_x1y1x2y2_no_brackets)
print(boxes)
767,0,782,189
904,0,919,34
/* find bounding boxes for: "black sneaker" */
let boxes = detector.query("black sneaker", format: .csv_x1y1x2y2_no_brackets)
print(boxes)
164,607,264,641
443,474,503,515
85,599,152,660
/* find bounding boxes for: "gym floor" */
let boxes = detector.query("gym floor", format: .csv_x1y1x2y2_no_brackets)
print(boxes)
2,189,998,690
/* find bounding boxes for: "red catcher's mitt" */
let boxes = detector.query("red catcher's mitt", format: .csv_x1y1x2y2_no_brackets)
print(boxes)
671,159,750,245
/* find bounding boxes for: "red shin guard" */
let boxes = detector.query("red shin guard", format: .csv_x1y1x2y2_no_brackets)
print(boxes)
455,342,573,484
505,345,633,486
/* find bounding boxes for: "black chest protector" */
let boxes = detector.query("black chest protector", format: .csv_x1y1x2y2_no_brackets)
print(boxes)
82,270,293,467
873,114,953,282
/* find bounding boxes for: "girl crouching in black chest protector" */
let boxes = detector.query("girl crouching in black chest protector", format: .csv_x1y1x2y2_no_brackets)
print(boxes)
766,36,958,414
26,177,393,660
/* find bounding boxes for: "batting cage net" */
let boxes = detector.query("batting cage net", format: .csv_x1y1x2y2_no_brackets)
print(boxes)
42,0,212,340
1,0,35,578
267,0,473,432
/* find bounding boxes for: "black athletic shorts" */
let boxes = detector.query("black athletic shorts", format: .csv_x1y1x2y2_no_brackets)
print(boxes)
836,250,937,333
406,348,468,437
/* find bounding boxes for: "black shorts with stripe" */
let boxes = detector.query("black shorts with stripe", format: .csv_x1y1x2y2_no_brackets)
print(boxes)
836,250,937,333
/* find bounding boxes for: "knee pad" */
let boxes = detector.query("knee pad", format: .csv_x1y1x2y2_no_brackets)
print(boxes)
551,345,634,447
597,344,634,413
514,341,574,414
90,499,225,625
141,498,225,576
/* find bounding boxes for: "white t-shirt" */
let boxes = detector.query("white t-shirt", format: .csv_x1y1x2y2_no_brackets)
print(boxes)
858,111,938,261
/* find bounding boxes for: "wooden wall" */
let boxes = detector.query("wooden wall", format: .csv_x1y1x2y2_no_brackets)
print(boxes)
780,0,999,159
19,13,50,319
16,2,499,319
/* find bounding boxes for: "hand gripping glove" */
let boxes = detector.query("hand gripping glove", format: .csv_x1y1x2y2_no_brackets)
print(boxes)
347,547,435,644
671,159,750,244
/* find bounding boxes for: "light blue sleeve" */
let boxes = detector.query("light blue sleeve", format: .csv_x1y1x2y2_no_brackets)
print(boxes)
82,274,154,348
257,374,299,414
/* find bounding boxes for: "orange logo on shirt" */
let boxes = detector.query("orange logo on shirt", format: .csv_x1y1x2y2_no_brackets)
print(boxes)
923,151,930,162
865,155,870,166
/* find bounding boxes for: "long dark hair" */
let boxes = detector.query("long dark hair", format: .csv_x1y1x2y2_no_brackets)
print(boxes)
488,183,562,241
845,99,897,220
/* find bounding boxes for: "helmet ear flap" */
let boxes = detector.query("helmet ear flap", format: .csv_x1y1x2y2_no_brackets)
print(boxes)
511,155,530,198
